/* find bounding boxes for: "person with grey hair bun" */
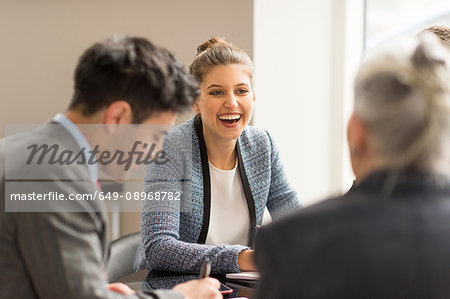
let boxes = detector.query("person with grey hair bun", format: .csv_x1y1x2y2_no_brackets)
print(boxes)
253,34,450,299
351,33,450,180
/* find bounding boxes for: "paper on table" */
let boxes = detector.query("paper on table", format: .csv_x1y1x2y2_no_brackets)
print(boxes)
226,271,260,281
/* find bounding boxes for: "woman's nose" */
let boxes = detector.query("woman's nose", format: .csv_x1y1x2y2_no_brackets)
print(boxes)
224,94,239,108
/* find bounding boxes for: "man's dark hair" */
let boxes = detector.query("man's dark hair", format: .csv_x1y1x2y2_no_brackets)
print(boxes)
69,35,199,123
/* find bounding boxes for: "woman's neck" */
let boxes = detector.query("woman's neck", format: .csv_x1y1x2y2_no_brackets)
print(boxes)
203,125,237,170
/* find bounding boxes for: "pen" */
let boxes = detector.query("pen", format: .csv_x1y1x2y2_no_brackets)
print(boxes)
201,258,234,294
200,258,211,278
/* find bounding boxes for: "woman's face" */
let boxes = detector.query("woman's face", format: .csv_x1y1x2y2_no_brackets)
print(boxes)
196,64,255,142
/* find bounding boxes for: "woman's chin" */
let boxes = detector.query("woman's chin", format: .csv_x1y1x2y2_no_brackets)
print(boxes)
218,128,244,141
217,119,247,138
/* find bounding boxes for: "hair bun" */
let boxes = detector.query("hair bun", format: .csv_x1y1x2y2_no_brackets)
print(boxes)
412,35,447,68
196,36,230,55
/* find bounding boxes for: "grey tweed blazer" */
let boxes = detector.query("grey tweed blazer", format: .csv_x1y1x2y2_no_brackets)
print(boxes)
135,116,299,279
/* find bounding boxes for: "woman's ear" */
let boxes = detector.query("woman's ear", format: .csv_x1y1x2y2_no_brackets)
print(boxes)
347,111,373,181
347,112,367,157
193,102,200,114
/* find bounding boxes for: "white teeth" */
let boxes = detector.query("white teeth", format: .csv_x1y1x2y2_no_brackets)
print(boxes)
218,114,241,120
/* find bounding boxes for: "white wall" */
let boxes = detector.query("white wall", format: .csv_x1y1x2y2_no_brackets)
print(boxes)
254,0,364,206
0,0,253,137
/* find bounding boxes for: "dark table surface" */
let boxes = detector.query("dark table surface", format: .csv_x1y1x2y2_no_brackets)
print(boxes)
120,270,256,298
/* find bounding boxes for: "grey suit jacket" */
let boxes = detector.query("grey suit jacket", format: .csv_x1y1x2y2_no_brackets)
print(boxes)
0,122,183,299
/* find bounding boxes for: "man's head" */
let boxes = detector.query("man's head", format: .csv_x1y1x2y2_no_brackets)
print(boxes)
68,35,199,124
65,36,200,180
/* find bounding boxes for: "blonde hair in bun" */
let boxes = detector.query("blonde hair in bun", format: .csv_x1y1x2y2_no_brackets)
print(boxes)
189,36,254,84
195,36,230,55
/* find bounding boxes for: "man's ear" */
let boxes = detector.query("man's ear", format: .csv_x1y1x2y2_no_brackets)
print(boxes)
103,101,133,134
103,101,133,125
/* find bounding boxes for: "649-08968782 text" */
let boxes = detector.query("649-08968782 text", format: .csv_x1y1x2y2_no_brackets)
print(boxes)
97,191,181,201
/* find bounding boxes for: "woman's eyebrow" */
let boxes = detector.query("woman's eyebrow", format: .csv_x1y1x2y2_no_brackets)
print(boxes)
207,84,223,89
235,83,249,87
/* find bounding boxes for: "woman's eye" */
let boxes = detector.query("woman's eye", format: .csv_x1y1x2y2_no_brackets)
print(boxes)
209,90,223,96
236,89,248,94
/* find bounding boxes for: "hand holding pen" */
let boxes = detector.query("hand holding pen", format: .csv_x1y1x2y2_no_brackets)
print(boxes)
200,258,233,295
173,259,221,299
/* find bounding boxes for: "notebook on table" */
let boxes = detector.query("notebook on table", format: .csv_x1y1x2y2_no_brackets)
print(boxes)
226,271,260,281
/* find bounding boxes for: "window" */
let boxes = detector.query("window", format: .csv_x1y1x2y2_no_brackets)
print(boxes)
365,0,450,49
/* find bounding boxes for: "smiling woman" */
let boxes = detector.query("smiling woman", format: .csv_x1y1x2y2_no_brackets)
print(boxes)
134,37,299,279
196,64,255,167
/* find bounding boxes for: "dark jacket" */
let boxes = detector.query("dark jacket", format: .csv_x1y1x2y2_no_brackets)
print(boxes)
255,170,450,299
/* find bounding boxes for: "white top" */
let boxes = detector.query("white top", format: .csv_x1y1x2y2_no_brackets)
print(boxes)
205,161,250,246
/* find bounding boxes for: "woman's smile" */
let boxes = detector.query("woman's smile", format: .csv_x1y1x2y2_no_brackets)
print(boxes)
217,113,242,128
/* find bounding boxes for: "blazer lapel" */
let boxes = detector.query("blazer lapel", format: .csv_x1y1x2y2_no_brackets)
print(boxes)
236,140,257,247
194,116,211,244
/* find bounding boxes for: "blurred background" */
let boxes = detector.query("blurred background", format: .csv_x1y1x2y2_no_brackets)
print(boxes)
2,0,450,239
